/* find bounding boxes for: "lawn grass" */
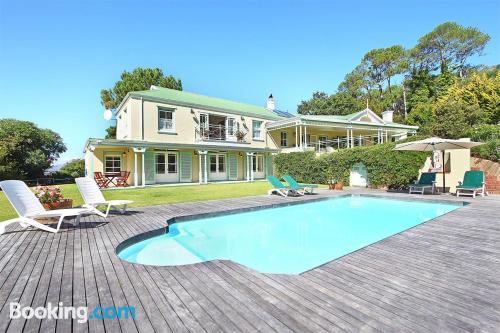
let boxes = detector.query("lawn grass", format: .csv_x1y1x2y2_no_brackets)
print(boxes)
0,181,279,221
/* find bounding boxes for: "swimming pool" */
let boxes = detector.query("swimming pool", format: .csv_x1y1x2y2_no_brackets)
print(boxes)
117,195,462,274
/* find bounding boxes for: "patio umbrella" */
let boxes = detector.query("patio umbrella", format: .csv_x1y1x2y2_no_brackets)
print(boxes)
394,137,483,193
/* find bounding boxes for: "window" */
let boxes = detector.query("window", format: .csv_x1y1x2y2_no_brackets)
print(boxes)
156,154,165,174
218,155,225,172
252,155,264,172
210,155,217,172
167,153,177,173
105,155,121,174
252,120,263,140
227,117,236,137
210,154,225,172
280,132,288,147
158,108,175,132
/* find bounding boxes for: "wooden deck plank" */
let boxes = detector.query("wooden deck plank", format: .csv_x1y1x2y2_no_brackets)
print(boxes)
0,231,47,332
0,190,498,332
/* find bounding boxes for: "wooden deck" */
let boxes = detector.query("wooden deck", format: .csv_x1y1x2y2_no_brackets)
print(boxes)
0,189,499,333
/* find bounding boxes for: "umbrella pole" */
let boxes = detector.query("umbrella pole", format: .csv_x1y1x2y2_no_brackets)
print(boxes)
442,150,446,193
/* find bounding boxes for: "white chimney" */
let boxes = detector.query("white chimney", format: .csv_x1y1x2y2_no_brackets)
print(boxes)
266,94,275,111
382,110,394,123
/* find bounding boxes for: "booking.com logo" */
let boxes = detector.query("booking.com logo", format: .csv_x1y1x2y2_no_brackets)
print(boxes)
10,302,136,323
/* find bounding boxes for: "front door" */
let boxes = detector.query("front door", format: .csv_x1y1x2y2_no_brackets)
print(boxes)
155,152,179,183
252,154,265,179
209,153,227,181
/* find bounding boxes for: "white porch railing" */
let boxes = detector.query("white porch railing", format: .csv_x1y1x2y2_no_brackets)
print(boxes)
196,124,248,142
285,133,393,153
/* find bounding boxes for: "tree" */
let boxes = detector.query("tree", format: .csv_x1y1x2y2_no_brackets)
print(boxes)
414,22,490,75
338,64,372,98
101,67,183,138
105,126,117,139
433,100,482,139
58,159,85,178
101,67,183,109
436,71,500,124
360,45,407,97
297,91,362,116
0,119,66,180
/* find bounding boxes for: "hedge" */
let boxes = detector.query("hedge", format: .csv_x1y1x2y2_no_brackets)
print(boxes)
274,140,429,189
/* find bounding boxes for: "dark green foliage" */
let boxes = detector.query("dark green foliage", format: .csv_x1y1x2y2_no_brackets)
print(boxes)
0,119,66,180
57,159,85,178
274,141,429,189
273,151,328,184
100,67,182,110
105,126,117,139
466,124,500,162
297,91,362,116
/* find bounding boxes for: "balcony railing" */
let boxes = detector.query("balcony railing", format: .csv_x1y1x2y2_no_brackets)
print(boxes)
196,124,248,142
288,133,390,153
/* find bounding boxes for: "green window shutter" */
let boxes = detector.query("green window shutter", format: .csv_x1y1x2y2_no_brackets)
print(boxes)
266,154,273,176
228,154,238,180
144,150,156,185
179,152,192,182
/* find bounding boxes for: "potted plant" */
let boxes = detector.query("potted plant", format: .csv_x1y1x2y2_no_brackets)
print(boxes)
235,130,246,142
334,181,344,190
34,185,73,210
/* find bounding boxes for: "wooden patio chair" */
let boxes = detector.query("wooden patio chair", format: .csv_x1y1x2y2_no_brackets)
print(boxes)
94,172,111,189
116,171,130,187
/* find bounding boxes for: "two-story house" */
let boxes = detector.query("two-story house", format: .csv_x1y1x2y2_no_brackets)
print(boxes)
83,86,417,186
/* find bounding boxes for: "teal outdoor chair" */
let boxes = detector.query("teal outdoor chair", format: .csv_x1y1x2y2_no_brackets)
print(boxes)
283,175,318,194
456,170,487,198
266,176,301,197
409,172,436,195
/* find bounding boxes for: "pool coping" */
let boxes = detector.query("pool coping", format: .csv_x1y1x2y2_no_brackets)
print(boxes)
115,193,468,271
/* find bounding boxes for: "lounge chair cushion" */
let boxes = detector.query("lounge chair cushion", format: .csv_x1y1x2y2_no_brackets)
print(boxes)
283,175,318,189
410,172,436,187
457,170,484,189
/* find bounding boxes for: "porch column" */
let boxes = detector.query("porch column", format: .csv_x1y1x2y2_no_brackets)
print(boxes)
346,127,351,148
132,147,145,187
295,125,298,148
299,126,303,149
350,129,354,148
246,152,254,181
88,145,95,177
198,152,202,184
141,151,146,187
205,154,208,184
304,125,308,148
377,129,381,144
198,150,207,184
385,130,388,143
134,152,138,187
359,134,362,147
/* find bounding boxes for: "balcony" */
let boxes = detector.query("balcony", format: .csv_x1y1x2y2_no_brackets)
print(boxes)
196,124,248,143
283,134,388,154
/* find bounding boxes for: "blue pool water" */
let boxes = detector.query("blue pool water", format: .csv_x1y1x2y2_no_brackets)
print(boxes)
118,196,461,274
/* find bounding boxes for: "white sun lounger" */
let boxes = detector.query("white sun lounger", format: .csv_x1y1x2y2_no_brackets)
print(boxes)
0,180,89,234
75,177,133,218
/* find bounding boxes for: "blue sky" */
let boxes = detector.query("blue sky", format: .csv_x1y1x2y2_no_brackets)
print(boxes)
0,0,499,162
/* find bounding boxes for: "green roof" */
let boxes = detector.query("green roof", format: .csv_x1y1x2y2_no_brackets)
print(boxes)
129,87,282,120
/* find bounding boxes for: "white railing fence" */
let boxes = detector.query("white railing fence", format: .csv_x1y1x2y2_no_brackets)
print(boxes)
300,133,392,152
196,124,248,142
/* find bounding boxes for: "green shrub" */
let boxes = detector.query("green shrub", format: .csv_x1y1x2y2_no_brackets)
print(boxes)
274,141,429,189
466,124,500,162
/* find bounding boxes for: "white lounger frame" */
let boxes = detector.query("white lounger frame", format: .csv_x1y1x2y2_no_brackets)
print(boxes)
0,180,88,234
75,177,133,218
